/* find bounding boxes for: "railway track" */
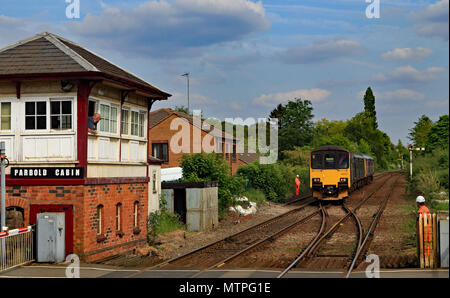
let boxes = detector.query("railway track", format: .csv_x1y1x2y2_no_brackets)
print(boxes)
122,171,400,278
278,172,398,278
143,195,315,273
345,174,401,278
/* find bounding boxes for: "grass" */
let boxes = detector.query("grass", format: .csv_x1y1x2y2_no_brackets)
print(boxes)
147,210,184,245
430,200,449,211
242,188,266,206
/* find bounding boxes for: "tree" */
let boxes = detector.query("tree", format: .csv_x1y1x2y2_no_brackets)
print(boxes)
426,115,449,151
174,105,192,116
408,115,433,148
269,98,314,155
363,87,378,129
344,112,393,169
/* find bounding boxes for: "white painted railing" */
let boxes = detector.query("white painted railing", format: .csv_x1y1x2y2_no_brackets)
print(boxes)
0,226,34,272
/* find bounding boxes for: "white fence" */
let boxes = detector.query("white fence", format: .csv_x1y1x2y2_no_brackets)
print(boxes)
0,226,34,272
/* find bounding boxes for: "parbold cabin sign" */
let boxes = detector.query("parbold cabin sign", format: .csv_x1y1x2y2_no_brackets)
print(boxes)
10,167,84,179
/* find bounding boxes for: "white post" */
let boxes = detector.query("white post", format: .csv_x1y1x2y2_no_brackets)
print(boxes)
0,141,6,261
0,141,5,231
409,149,413,178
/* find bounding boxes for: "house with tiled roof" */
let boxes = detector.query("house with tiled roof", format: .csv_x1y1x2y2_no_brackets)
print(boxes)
149,108,245,174
0,32,171,261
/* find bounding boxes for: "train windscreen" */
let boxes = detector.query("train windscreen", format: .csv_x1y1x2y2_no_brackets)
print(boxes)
311,151,349,169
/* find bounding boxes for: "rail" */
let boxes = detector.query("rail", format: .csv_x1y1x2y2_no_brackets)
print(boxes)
278,173,395,278
345,174,400,278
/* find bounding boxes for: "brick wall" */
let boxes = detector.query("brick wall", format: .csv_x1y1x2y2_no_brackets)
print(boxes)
5,182,148,262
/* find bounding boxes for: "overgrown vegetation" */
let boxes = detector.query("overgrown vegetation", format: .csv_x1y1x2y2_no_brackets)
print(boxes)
407,114,449,212
147,199,184,245
242,188,266,205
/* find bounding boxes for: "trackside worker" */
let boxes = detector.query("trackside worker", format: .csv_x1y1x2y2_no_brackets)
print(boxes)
415,195,431,242
295,175,301,196
416,195,430,217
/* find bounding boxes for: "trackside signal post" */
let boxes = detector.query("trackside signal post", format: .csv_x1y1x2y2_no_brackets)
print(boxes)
408,144,425,178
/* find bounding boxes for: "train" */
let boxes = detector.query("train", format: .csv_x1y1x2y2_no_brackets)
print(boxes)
309,145,374,201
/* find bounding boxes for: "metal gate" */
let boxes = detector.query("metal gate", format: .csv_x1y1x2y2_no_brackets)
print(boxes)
0,226,34,272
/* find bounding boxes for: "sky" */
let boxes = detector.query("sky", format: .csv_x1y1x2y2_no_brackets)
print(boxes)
0,0,448,145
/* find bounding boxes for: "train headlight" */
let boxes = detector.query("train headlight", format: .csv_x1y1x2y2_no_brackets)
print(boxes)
313,178,320,182
340,178,348,182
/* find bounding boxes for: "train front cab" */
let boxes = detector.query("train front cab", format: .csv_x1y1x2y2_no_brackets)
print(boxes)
310,148,351,201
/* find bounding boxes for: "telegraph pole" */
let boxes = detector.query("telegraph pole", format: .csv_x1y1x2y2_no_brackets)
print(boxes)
181,72,190,112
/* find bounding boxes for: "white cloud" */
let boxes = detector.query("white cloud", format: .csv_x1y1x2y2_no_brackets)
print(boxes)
279,38,364,64
412,0,449,40
426,99,449,108
252,88,331,107
68,0,270,58
372,65,446,84
381,47,433,61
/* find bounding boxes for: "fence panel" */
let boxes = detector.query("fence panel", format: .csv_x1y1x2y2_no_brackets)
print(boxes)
417,213,438,268
0,226,34,272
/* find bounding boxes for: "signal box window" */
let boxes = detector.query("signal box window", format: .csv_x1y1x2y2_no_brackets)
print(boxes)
1,102,11,130
50,100,72,129
25,101,46,130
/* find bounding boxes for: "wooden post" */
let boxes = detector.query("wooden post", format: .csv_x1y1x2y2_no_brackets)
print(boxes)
419,214,424,268
424,214,430,268
432,214,438,268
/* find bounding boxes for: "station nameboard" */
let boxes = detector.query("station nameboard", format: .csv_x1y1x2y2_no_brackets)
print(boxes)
10,167,84,179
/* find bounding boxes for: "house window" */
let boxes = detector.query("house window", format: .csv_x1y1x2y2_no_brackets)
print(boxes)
115,203,122,231
121,109,129,135
50,100,72,129
96,205,103,235
133,201,139,228
0,102,11,130
232,144,237,162
25,101,46,130
99,103,118,133
152,143,168,162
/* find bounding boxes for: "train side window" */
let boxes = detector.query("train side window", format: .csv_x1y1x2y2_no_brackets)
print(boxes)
324,153,335,169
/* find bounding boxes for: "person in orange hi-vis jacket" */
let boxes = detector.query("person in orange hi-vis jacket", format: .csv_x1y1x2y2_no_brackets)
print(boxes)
295,175,301,196
415,195,430,237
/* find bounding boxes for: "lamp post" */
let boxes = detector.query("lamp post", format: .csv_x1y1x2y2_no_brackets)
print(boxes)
181,72,190,112
408,144,425,178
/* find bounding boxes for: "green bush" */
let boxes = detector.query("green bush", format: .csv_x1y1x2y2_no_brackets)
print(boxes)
180,152,246,213
237,161,288,202
279,163,310,197
407,146,449,201
242,188,266,205
416,169,441,196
